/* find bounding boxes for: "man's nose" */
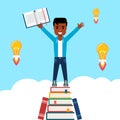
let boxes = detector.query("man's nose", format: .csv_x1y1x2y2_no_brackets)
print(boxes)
58,27,62,31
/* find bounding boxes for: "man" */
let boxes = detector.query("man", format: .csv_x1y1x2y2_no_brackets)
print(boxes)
38,18,84,86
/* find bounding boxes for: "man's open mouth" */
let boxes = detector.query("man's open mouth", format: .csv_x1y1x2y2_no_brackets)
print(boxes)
58,32,62,35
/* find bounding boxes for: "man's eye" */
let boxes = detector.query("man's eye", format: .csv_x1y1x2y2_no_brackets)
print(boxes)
62,26,64,29
56,26,58,29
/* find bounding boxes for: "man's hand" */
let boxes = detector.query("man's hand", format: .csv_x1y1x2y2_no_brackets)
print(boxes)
78,22,84,29
37,23,43,28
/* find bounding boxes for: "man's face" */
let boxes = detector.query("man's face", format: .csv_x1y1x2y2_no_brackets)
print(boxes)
54,23,67,36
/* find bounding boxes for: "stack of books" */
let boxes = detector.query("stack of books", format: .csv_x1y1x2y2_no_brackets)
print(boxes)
47,86,74,120
38,86,82,120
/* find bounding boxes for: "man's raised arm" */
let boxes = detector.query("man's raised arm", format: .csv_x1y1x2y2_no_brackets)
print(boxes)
37,24,56,42
65,22,84,42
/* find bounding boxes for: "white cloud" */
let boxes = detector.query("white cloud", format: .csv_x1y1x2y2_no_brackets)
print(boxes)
0,76,120,120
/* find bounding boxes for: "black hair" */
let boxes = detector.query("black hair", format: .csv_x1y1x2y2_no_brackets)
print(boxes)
53,18,67,26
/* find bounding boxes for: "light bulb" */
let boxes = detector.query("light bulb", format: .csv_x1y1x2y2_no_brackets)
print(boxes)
96,43,109,71
11,40,22,65
93,8,100,24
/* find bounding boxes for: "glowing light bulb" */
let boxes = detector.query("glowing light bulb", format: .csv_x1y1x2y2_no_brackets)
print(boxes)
11,40,22,65
93,8,100,24
96,43,109,71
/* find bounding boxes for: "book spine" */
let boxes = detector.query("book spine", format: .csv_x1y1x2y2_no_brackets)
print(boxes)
48,98,72,105
47,105,73,112
46,112,74,119
49,98,72,100
38,97,48,119
72,98,82,119
49,92,71,98
50,87,70,93
49,100,72,105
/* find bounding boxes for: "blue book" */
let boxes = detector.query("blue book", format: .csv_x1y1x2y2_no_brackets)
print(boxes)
72,98,82,120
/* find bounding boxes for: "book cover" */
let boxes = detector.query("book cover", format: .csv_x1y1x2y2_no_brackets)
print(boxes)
1,0,120,120
72,98,82,120
23,8,50,28
38,97,48,119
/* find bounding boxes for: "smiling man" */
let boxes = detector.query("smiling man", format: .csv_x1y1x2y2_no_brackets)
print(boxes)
38,18,84,87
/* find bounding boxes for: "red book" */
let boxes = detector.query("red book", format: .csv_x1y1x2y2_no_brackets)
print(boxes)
38,97,48,119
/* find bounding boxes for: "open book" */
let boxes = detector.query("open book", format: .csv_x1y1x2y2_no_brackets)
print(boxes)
23,8,50,28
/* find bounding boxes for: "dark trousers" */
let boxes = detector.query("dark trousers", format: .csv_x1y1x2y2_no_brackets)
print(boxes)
53,57,68,82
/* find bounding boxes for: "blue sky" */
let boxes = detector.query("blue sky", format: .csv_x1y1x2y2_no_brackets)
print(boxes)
0,0,120,90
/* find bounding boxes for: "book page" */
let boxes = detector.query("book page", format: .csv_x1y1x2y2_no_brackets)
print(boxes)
35,8,50,24
23,11,37,28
